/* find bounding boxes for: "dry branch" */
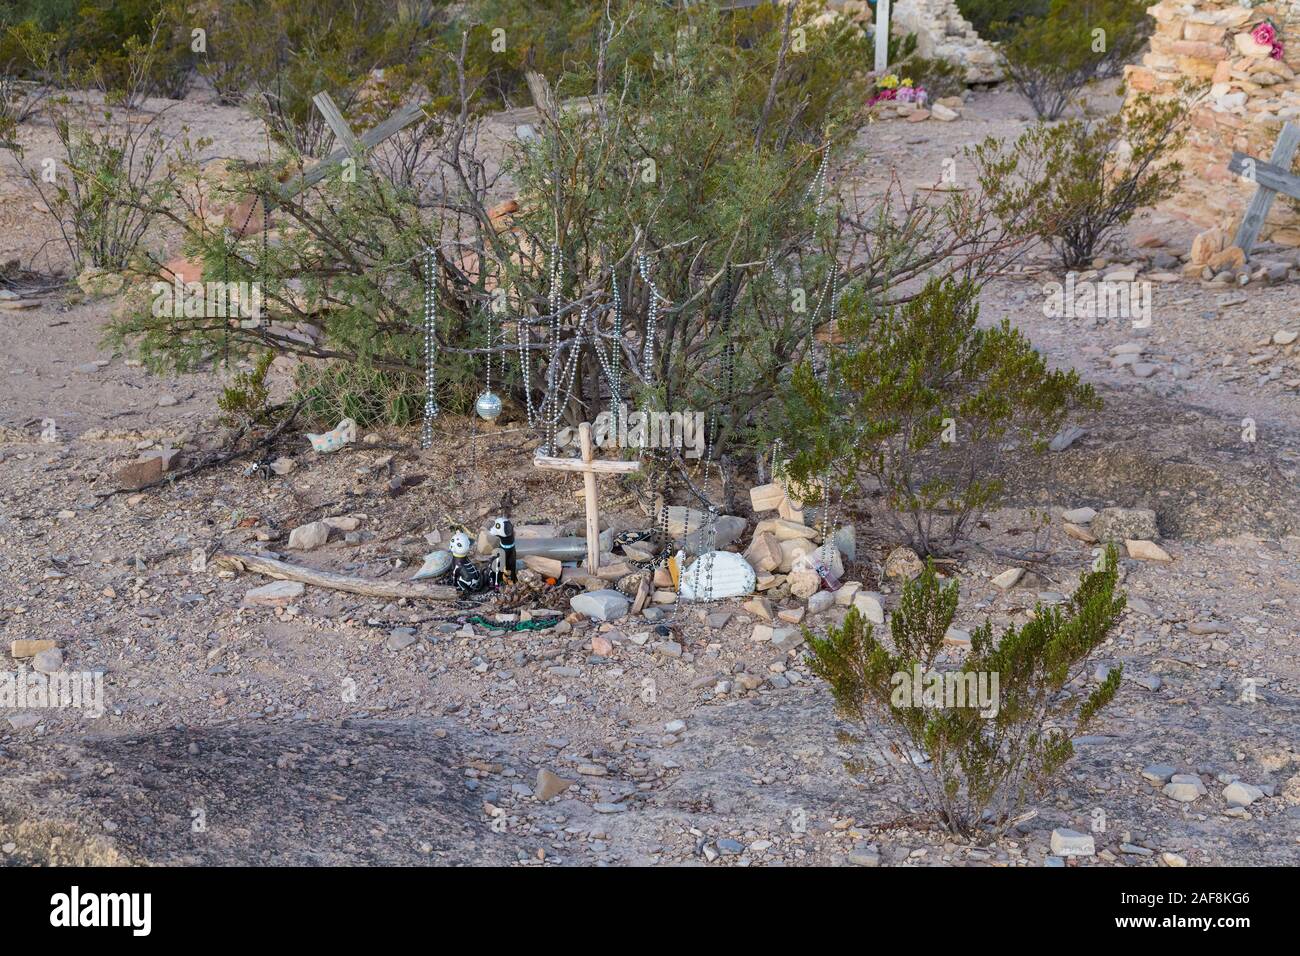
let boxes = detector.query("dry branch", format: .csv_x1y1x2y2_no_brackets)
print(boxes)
212,550,460,601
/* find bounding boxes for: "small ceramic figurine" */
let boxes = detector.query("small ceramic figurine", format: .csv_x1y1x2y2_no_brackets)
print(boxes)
307,418,358,453
490,516,517,585
448,530,485,593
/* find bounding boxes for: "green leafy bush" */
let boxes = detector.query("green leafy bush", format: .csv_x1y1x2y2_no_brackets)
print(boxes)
970,93,1187,268
779,277,1097,555
995,0,1150,119
955,0,1049,43
217,350,276,427
1,0,193,102
804,548,1126,838
107,1,1033,450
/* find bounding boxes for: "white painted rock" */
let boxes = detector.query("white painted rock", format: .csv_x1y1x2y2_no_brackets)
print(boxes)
411,550,452,580
679,551,757,601
570,589,629,621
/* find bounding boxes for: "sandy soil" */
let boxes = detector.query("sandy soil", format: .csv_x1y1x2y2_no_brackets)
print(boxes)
1,82,1299,867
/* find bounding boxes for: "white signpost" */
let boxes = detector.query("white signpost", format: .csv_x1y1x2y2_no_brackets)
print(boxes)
874,0,891,73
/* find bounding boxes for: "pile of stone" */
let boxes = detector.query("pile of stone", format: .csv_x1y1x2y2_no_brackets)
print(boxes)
1125,1,1300,246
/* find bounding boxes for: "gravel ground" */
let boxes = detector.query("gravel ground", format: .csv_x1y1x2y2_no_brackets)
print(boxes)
1,82,1299,867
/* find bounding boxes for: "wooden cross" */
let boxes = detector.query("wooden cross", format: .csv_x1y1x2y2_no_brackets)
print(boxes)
1228,121,1300,259
533,422,640,572
275,92,429,204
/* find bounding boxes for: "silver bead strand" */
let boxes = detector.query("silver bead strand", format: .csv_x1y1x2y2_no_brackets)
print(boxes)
421,245,439,449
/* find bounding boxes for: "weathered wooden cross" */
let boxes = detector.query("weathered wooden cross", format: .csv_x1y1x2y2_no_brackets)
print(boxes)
533,422,640,573
1227,120,1300,259
275,91,429,204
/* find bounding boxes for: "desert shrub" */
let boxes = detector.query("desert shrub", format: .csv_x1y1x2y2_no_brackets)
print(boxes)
188,0,448,153
0,0,193,102
779,277,1097,555
898,54,967,102
970,93,1187,268
995,0,1151,119
217,350,276,427
293,360,442,429
3,91,201,271
955,0,1049,43
108,1,1032,454
804,548,1126,838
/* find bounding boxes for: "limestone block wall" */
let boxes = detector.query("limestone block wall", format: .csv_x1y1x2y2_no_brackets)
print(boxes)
891,0,1002,82
1125,1,1300,245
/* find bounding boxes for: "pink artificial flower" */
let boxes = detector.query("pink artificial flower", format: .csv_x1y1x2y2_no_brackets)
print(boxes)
1252,21,1277,48
1272,41,1285,61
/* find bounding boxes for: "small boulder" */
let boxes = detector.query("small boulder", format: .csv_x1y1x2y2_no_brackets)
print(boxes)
570,589,629,622
884,546,924,580
1050,828,1095,857
1092,507,1159,542
287,521,331,551
243,581,304,607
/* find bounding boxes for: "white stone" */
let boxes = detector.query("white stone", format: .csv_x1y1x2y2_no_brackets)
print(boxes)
288,521,331,550
807,590,834,615
243,581,305,607
1222,781,1264,807
411,550,452,580
1164,774,1207,802
570,589,629,621
852,591,886,625
1050,828,1095,857
991,567,1024,590
32,648,63,674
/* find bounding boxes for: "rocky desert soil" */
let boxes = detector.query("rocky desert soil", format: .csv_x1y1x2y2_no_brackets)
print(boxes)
1,82,1298,867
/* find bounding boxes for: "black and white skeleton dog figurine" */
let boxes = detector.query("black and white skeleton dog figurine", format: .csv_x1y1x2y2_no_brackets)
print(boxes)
448,530,485,593
490,516,517,586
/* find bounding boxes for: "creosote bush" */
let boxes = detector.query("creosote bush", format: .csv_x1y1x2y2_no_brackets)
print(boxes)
995,0,1150,120
804,548,1126,838
971,92,1187,268
779,277,1097,555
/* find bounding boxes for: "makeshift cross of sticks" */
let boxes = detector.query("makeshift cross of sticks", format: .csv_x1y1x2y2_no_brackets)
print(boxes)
1227,121,1300,259
533,422,640,572
274,91,429,204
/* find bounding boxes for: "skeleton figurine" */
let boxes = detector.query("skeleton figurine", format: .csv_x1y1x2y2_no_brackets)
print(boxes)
448,531,485,593
489,516,517,586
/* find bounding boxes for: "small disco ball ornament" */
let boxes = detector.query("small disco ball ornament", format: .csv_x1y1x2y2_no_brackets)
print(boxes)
475,390,502,421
